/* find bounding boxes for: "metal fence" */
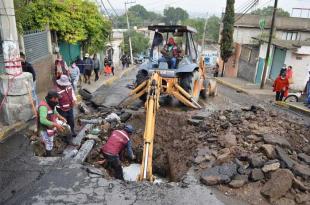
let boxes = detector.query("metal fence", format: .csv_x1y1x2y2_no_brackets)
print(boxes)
24,30,49,63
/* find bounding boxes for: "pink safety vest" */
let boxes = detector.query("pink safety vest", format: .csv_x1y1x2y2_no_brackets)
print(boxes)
101,130,130,156
56,86,74,111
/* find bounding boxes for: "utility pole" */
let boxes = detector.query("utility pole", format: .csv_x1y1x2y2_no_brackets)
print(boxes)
0,0,33,125
260,0,278,89
200,13,208,54
125,1,135,65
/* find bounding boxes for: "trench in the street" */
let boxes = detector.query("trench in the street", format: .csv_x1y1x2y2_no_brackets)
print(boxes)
84,108,202,182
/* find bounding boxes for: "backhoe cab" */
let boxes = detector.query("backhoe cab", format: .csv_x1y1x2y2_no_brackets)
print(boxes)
122,25,217,182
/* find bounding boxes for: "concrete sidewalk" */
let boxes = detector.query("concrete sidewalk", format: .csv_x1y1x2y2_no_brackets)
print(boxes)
215,77,274,97
215,77,310,115
81,66,135,93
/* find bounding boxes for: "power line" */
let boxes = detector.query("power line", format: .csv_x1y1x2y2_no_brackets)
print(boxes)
235,0,259,23
106,0,119,17
99,0,111,18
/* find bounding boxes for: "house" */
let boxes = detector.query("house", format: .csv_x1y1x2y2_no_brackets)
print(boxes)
225,14,310,90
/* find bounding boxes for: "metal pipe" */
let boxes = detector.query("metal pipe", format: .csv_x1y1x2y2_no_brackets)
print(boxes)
143,143,149,179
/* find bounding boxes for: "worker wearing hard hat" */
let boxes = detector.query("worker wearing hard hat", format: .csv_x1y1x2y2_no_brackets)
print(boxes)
100,125,135,180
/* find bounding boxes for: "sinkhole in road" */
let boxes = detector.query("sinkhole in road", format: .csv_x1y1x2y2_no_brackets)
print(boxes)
125,109,201,182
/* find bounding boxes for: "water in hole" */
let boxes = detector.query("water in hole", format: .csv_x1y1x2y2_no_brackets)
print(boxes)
123,163,168,183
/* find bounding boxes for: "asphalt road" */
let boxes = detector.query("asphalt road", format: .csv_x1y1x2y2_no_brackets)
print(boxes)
1,67,309,205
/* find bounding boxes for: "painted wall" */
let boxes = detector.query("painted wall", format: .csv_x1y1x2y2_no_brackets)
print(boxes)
234,27,262,44
284,50,310,91
258,43,274,78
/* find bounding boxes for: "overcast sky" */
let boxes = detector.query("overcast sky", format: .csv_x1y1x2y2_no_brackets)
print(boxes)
110,0,310,17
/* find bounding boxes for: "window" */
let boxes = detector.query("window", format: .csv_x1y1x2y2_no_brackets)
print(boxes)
282,32,298,40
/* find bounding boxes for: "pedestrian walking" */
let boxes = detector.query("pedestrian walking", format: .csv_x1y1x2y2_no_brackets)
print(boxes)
75,56,85,86
55,75,77,137
100,125,135,180
213,63,219,77
38,90,66,157
279,64,287,77
273,72,289,101
84,53,93,84
70,62,80,92
93,54,100,81
55,53,69,79
121,54,127,69
125,54,130,68
20,52,39,107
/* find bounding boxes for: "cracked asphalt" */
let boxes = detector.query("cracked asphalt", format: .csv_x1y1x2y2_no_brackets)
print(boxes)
1,68,309,205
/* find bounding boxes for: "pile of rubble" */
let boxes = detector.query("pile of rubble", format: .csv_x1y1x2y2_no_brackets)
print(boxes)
190,106,310,204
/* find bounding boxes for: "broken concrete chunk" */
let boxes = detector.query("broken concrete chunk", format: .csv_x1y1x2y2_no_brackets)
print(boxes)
250,169,264,181
292,163,310,180
262,160,280,173
229,179,246,188
249,154,266,168
295,193,310,204
263,134,291,148
275,147,296,169
260,169,294,200
260,144,276,159
200,163,237,186
120,112,132,123
292,177,309,191
297,153,310,165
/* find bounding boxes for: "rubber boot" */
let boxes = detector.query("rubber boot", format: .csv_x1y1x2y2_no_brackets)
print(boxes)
45,150,52,157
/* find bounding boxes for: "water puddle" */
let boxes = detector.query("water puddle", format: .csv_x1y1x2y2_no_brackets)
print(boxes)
123,163,168,183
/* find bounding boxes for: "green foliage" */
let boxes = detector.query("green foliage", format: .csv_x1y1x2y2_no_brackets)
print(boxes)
183,18,205,41
113,4,163,29
14,0,111,52
251,6,290,17
206,16,220,42
123,31,149,55
164,7,189,25
220,0,235,63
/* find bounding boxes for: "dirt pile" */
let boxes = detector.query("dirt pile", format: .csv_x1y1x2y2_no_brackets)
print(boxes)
192,106,310,205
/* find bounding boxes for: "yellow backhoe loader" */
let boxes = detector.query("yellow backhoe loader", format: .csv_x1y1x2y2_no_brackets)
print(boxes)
122,25,217,181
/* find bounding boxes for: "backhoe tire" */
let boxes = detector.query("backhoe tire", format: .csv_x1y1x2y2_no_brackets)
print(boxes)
135,70,149,102
179,70,201,102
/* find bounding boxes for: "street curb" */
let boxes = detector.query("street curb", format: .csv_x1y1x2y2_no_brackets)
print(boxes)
214,77,249,95
275,101,310,116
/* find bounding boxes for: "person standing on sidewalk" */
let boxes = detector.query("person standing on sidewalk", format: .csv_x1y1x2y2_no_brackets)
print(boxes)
75,56,85,86
121,54,127,69
55,53,69,79
84,53,93,84
20,52,39,107
70,62,80,92
100,125,135,180
93,54,100,81
273,72,289,101
38,90,66,157
55,75,77,137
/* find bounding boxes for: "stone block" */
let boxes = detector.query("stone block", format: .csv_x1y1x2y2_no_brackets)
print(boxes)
0,94,33,124
0,73,33,96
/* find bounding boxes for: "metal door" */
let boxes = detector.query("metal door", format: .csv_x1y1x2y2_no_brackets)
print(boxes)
269,47,286,80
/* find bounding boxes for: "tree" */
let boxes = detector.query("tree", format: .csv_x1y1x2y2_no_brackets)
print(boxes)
164,7,189,25
251,6,290,17
123,31,149,55
183,18,205,42
14,0,111,53
206,16,220,42
220,0,235,77
113,4,163,29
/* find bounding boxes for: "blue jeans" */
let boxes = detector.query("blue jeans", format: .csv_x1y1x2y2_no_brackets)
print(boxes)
158,57,177,69
57,108,75,136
